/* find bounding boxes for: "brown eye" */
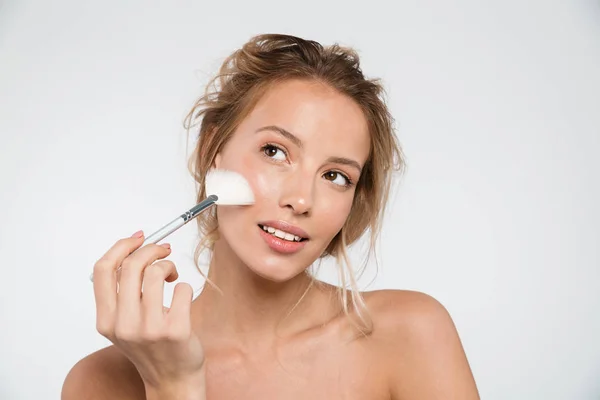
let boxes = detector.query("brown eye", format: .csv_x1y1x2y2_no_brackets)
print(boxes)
324,171,337,181
323,171,351,187
264,145,278,157
262,144,286,160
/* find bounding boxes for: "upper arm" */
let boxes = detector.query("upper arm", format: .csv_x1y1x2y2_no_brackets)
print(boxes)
62,346,145,400
380,291,480,400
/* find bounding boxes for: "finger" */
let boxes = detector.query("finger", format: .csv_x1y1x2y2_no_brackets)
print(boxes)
117,243,172,322
167,282,194,328
92,231,145,337
141,260,178,326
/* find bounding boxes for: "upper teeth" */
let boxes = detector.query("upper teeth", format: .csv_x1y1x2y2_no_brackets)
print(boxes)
261,225,303,242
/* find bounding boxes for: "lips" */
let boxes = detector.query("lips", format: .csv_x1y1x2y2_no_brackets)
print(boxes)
257,220,309,240
259,224,305,242
256,220,309,254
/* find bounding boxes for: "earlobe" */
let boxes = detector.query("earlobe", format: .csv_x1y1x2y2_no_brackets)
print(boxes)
213,153,222,169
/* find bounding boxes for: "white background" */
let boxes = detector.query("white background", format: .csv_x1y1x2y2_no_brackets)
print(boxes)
1,0,599,398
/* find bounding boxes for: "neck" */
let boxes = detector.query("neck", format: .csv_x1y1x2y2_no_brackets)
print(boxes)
190,237,340,355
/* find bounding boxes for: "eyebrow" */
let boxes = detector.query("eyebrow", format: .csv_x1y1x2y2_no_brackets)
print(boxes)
326,156,362,174
255,125,363,173
255,125,303,148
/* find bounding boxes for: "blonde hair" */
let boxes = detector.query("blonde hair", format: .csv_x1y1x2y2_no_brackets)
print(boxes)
183,34,404,338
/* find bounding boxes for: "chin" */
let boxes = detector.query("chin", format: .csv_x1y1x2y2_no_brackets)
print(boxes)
239,243,314,283
221,230,314,283
216,211,325,282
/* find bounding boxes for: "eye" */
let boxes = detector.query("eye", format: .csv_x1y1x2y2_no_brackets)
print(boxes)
261,144,287,161
323,171,352,187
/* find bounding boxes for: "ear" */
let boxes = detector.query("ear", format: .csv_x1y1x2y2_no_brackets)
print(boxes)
213,153,222,169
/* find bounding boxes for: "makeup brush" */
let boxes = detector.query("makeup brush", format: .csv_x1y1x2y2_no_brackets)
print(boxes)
88,169,254,282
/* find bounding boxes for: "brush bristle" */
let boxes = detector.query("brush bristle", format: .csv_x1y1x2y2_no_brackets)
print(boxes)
205,169,255,205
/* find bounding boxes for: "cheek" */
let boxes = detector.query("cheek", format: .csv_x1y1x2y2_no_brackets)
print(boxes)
316,191,355,234
218,146,280,200
215,149,265,202
215,155,283,225
246,163,280,202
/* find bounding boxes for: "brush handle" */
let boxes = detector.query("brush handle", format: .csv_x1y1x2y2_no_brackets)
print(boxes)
89,195,218,283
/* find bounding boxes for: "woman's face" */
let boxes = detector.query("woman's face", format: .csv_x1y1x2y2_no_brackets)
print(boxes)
213,79,370,282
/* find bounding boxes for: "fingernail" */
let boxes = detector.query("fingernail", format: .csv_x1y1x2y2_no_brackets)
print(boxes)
131,230,144,238
160,243,171,249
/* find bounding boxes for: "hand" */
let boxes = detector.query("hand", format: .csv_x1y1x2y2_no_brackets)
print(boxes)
92,231,206,397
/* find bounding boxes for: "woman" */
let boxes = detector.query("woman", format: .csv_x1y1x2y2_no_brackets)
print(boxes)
62,34,479,399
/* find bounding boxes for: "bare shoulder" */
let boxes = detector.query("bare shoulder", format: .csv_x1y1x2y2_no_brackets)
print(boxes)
365,288,443,316
365,289,480,400
363,289,456,347
365,289,454,333
62,345,145,400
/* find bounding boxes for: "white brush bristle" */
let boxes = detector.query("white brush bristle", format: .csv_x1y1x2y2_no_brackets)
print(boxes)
205,169,255,205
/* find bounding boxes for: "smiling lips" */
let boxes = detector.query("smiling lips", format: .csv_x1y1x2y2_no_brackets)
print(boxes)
259,224,304,242
257,220,309,254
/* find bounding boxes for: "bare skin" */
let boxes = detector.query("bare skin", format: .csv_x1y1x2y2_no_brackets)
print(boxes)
62,79,479,399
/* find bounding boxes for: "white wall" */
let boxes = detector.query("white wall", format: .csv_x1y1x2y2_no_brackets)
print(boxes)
1,0,599,398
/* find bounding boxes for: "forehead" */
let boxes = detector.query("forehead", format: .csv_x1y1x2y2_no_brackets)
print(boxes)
241,79,371,162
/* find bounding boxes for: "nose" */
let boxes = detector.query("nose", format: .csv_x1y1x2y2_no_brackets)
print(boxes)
278,169,314,216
